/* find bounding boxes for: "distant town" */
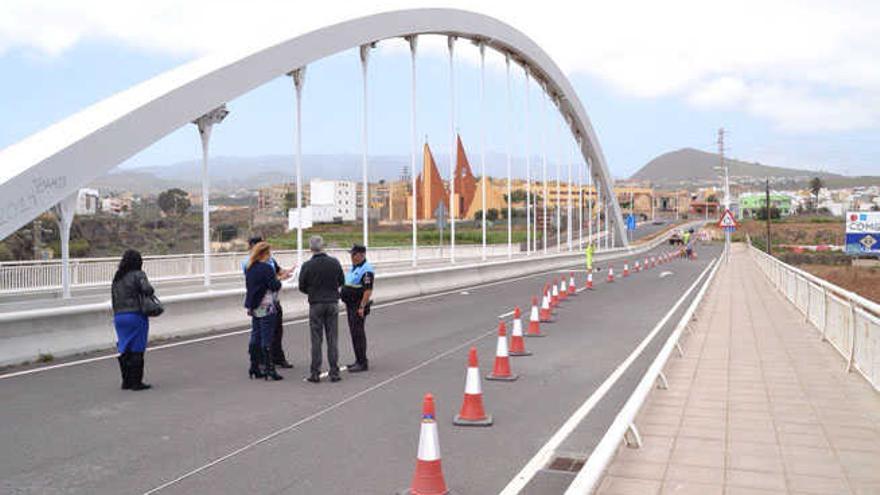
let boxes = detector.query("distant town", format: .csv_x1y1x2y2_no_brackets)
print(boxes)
1,141,877,261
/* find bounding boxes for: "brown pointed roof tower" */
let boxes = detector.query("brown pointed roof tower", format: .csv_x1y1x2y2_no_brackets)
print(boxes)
454,134,477,219
415,141,448,220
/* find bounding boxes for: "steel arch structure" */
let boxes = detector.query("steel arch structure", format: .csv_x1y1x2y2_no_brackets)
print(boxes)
0,8,628,244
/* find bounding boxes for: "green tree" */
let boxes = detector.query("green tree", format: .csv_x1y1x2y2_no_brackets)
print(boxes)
809,177,823,211
283,191,297,212
756,206,781,220
157,188,191,217
504,189,533,204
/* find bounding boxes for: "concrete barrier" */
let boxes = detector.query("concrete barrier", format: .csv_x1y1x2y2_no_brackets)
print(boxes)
0,231,678,367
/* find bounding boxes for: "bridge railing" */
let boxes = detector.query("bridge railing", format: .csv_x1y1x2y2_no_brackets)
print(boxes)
747,237,880,391
0,237,600,294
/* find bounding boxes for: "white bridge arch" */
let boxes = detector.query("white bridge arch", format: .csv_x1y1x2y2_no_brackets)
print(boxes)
0,8,628,246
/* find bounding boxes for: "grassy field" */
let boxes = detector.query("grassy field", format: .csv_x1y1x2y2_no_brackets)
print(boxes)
724,215,878,303
732,215,845,247
268,224,537,249
800,264,880,303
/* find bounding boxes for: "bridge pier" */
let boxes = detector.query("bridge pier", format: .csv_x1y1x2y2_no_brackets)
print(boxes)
51,193,77,299
407,35,418,268
192,105,228,287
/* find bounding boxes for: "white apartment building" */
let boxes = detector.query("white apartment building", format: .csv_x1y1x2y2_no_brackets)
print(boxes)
76,188,100,216
309,178,356,223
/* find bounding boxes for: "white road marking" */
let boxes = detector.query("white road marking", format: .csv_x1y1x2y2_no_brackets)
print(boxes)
660,271,674,278
498,259,715,495
496,310,515,318
460,291,470,295
0,262,592,381
141,328,496,494
301,366,349,382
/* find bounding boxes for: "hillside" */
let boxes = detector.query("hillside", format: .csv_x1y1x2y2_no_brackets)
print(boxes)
631,148,842,183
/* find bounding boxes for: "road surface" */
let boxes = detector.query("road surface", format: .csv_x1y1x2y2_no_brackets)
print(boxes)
0,237,718,494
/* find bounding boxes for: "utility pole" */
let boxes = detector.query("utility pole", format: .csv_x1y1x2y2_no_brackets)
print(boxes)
32,219,42,260
718,127,730,261
765,178,771,254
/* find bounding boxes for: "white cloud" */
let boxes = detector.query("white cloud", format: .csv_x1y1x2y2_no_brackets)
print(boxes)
1,0,878,132
688,77,748,109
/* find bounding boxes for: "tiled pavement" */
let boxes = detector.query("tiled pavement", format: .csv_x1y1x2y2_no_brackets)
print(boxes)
596,244,880,495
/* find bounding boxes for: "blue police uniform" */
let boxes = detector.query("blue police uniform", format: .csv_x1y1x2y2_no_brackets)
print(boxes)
342,259,374,369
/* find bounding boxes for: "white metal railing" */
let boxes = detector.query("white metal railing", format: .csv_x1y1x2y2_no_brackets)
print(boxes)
747,238,880,391
0,234,606,294
563,256,721,494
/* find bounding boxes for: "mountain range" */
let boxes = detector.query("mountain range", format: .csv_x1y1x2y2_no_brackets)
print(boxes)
631,148,878,188
89,148,878,195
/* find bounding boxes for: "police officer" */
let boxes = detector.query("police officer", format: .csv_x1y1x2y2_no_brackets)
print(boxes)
341,244,374,372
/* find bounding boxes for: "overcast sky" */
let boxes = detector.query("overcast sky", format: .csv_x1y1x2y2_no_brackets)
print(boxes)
1,0,878,178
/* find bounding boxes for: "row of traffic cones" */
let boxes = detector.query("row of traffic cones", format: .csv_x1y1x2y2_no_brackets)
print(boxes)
402,253,685,493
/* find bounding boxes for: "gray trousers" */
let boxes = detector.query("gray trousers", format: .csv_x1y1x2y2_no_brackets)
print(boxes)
309,302,339,375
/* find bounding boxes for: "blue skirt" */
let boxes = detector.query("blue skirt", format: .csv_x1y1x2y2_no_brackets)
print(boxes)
114,311,149,353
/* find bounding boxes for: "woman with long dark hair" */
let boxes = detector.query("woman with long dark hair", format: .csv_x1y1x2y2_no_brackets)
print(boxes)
111,249,154,390
244,241,283,381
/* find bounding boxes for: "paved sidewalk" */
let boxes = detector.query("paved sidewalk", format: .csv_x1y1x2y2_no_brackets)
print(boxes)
597,243,880,495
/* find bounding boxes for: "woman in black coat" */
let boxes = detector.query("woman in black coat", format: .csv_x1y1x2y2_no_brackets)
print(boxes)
244,242,283,381
111,249,154,390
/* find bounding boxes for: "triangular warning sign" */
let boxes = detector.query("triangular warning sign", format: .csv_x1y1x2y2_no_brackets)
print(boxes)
717,209,738,228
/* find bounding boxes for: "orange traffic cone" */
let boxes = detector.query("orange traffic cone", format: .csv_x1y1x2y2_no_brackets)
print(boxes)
559,278,568,301
623,263,630,277
453,347,493,426
585,272,594,290
644,257,650,269
550,280,560,307
607,265,615,283
635,260,641,272
540,290,552,322
399,394,449,495
486,321,518,381
509,307,532,355
528,296,545,337
568,273,576,295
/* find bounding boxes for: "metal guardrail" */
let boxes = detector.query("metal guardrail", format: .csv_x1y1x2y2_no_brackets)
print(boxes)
747,237,880,391
0,233,606,294
563,255,721,494
0,244,514,294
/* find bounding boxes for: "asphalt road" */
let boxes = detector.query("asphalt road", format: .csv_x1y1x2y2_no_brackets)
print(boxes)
0,221,677,313
0,236,717,494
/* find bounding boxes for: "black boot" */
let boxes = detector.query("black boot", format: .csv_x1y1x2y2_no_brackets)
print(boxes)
262,347,283,381
248,344,265,379
127,352,152,391
118,353,131,390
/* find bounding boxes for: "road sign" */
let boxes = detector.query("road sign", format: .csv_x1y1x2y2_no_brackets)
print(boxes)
845,211,880,255
434,203,448,228
626,214,637,231
717,209,738,231
287,206,313,230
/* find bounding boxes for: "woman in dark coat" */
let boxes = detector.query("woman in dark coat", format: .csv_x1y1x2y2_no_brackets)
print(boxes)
111,249,154,391
244,242,283,381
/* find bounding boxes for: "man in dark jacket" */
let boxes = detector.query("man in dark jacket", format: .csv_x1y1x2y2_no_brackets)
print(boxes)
298,235,345,383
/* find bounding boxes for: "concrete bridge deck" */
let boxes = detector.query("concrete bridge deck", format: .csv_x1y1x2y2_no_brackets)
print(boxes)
597,244,880,495
1,239,713,494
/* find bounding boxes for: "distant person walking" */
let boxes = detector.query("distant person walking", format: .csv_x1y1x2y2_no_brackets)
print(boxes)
585,242,594,272
341,244,374,372
298,235,345,383
111,249,159,391
244,242,284,381
242,236,294,369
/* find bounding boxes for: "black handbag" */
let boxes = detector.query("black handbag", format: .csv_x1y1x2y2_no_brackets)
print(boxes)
141,294,165,317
